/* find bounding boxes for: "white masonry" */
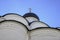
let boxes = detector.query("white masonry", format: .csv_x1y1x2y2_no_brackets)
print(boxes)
0,12,60,40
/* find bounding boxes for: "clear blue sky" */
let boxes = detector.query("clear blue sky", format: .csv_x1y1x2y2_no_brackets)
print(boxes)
0,0,60,27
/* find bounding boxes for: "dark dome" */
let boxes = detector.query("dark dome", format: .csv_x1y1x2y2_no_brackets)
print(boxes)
23,13,39,20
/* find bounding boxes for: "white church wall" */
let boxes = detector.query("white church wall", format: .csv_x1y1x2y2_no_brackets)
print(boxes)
0,13,60,40
0,17,5,22
3,13,29,27
25,17,39,23
30,21,49,30
30,28,60,40
0,20,28,40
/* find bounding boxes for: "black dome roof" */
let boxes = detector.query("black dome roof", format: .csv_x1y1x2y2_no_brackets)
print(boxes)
23,13,39,20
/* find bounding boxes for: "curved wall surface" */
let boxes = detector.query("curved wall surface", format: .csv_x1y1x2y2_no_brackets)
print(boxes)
30,28,60,40
25,17,39,23
30,21,49,30
0,17,5,22
0,20,28,40
0,13,60,40
3,13,29,27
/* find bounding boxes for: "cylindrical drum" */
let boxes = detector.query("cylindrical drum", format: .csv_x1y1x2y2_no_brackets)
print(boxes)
30,27,60,40
0,20,28,40
30,21,49,30
23,13,39,23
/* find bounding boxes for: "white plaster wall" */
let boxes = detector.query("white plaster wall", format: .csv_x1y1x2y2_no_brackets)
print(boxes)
0,21,28,40
3,14,29,26
30,21,48,29
26,17,39,23
0,17,5,22
30,28,60,40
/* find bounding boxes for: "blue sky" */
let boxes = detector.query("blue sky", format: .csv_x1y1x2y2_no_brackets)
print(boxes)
0,0,60,27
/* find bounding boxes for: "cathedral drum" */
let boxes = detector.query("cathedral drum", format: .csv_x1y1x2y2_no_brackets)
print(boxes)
23,13,39,23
